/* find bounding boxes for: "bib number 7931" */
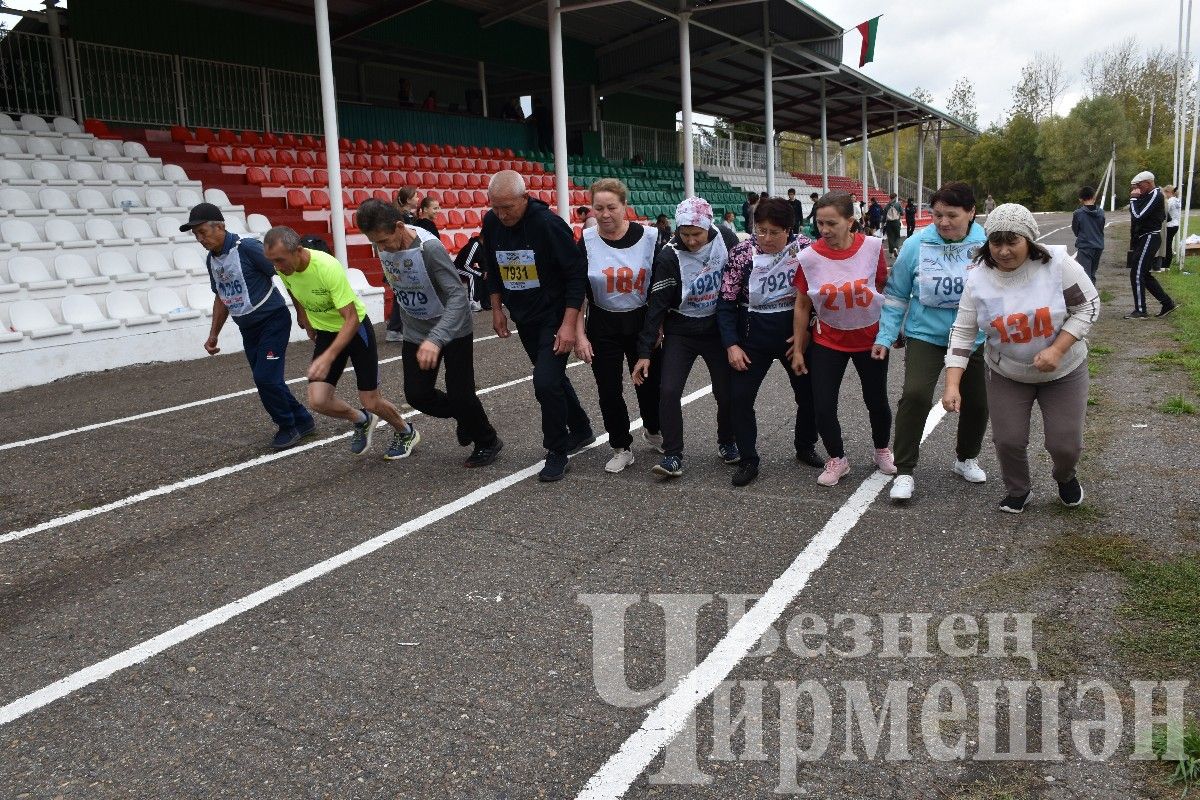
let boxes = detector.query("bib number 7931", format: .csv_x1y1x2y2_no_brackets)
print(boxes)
989,307,1054,344
819,278,874,310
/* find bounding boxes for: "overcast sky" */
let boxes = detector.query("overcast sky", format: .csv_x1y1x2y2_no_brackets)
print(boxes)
802,0,1189,127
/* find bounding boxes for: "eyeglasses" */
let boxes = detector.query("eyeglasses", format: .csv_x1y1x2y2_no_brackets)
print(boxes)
754,227,787,238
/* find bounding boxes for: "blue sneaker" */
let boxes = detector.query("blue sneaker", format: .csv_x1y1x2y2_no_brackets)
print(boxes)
718,442,741,464
652,455,683,477
350,410,378,456
296,416,317,439
270,427,302,450
539,451,569,482
384,423,420,460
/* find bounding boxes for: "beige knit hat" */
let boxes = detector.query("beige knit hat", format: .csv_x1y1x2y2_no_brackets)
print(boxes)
983,203,1039,242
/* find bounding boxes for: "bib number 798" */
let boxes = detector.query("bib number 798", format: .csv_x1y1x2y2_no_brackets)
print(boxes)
989,307,1054,344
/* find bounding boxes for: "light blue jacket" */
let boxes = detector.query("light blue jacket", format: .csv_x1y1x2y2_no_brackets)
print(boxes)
875,222,987,350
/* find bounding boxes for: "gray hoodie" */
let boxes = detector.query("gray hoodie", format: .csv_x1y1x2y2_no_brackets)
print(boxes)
384,227,472,347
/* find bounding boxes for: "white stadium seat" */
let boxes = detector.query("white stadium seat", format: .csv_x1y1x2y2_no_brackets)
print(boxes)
0,187,40,216
77,187,120,215
122,216,169,245
122,141,150,159
176,188,203,208
39,187,83,215
1,219,52,250
225,215,248,235
136,248,185,278
0,263,17,292
9,255,67,290
19,114,50,134
60,138,96,160
97,252,148,283
145,188,178,210
347,267,383,296
52,116,82,135
105,290,160,325
156,216,191,243
55,253,110,287
10,299,72,338
173,246,207,276
92,139,126,160
85,218,132,246
203,188,233,208
148,286,200,321
31,161,71,184
163,164,190,183
67,161,105,184
102,162,135,184
24,136,63,160
134,163,168,185
113,187,154,214
61,293,121,332
0,112,15,131
0,136,25,157
247,213,271,234
186,283,215,315
0,159,31,182
45,218,91,248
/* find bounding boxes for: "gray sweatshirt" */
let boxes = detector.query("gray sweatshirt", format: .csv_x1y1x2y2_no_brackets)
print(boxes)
386,229,472,347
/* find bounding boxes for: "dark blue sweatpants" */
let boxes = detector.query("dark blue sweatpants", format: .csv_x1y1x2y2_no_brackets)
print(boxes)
239,307,312,431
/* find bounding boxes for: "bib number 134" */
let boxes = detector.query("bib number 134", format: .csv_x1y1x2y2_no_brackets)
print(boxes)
989,307,1054,344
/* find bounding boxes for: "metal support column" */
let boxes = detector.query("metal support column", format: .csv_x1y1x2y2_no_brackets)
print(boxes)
892,110,900,196
860,97,868,201
916,124,925,217
764,47,775,196
548,0,571,221
314,0,348,266
679,8,695,197
935,121,943,188
819,78,828,193
478,61,489,117
45,0,72,118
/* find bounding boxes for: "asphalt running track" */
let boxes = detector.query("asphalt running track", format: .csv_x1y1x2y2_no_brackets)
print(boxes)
4,214,1147,798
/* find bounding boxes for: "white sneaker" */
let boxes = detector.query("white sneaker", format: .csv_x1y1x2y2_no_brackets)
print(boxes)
470,300,483,312
890,474,914,500
642,429,665,453
953,458,987,483
605,448,636,473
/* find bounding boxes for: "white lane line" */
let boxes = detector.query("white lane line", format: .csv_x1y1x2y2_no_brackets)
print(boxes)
576,404,947,799
0,359,580,545
0,385,715,728
0,333,503,452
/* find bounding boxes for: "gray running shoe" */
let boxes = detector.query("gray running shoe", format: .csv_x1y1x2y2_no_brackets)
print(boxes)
350,411,379,456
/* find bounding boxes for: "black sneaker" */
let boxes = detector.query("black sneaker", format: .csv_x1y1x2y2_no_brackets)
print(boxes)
566,430,597,453
731,463,759,487
1057,477,1084,507
538,451,569,482
718,442,741,464
1124,310,1149,319
296,418,317,439
464,436,504,468
998,492,1032,514
1157,304,1178,318
796,445,824,468
271,427,302,450
652,454,683,477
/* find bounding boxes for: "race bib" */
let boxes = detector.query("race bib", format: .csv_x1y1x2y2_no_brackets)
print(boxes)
747,242,799,314
380,248,444,321
211,244,251,316
916,242,976,309
496,249,540,291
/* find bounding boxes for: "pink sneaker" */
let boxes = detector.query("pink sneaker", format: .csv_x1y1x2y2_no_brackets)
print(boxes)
817,456,850,486
873,447,897,475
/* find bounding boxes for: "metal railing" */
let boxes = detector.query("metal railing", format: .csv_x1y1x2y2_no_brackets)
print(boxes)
601,120,678,163
0,31,62,118
74,41,176,126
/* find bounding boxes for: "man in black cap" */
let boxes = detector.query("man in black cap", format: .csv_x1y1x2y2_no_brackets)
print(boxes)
182,202,314,448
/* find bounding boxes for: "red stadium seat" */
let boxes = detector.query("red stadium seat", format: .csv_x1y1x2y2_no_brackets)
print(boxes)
276,149,295,166
386,141,401,154
448,210,464,227
387,172,403,188
291,168,313,185
464,209,481,226
207,145,231,164
403,156,419,170
351,169,370,186
262,132,280,147
297,150,316,167
301,135,318,149
434,157,448,171
373,189,390,201
469,146,481,157
440,233,454,250
352,189,371,206
437,173,452,189
454,232,468,250
313,168,328,185
218,129,238,145
281,133,297,148
338,153,352,167
306,189,329,210
371,169,388,185
170,125,192,143
441,192,457,208
286,189,308,208
466,174,481,189
253,149,274,166
353,153,371,168
371,154,386,169
241,130,261,146
435,212,448,229
473,190,487,205
447,158,461,171
481,147,493,158
503,148,514,158
420,172,437,188
416,143,429,155
387,155,402,169
338,137,351,151
246,166,271,185
431,144,445,156
401,142,416,154
370,139,385,153
269,167,290,185
452,173,467,189
194,127,216,143
458,190,473,206
232,147,253,166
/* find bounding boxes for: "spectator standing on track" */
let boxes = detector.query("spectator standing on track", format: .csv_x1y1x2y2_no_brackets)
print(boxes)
1071,186,1105,284
717,198,822,488
633,196,739,478
186,203,314,451
786,188,805,234
1162,184,1181,271
1125,171,1176,319
867,198,883,236
883,192,904,257
849,193,864,233
386,187,421,342
572,178,662,473
742,192,757,234
264,226,420,460
356,200,503,468
904,197,917,239
984,194,996,216
483,170,594,482
791,191,894,487
454,233,490,311
942,204,1100,514
875,182,988,502
806,192,820,226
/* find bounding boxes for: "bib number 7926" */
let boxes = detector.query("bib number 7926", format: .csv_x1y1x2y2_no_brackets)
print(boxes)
989,307,1054,344
818,278,874,310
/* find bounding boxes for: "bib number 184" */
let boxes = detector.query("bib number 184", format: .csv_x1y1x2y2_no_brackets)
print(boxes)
602,266,646,294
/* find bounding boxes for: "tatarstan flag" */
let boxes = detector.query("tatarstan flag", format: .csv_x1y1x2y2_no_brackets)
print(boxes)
856,16,881,68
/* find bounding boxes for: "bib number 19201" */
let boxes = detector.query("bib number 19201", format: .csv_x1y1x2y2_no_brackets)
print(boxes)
989,307,1054,344
818,278,874,310
602,266,647,295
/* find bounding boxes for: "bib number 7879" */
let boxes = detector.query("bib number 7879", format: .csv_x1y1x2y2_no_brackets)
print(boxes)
989,307,1054,344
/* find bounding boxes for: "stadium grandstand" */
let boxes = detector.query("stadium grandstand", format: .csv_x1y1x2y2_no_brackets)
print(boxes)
0,0,975,391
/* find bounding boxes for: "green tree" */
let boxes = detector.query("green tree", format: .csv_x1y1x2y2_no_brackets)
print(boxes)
1038,96,1132,208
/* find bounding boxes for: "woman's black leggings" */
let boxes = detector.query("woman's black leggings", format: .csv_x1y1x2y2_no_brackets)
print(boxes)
806,342,891,459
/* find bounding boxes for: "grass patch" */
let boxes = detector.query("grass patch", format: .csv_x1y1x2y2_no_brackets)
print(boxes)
1121,556,1200,669
1161,268,1200,390
1087,391,1099,406
1152,724,1200,790
1099,288,1115,303
1091,345,1114,355
1160,394,1197,415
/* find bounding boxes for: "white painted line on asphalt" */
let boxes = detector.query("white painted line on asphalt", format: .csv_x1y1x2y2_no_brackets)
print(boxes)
0,359,580,545
576,404,948,800
0,333,503,452
0,385,715,728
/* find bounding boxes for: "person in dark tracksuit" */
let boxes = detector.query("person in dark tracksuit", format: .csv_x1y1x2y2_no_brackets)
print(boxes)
484,170,594,482
1071,185,1105,284
185,202,314,450
717,197,822,488
632,196,739,478
1125,171,1176,319
572,178,662,473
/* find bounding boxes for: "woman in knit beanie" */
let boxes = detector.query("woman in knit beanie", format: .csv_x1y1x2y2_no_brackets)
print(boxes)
941,203,1101,513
